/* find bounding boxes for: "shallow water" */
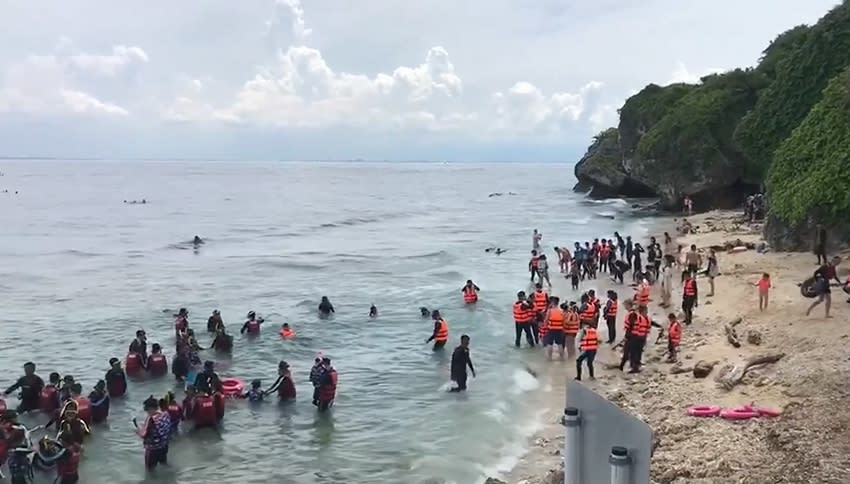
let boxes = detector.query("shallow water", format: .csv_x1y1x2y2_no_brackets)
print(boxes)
0,160,652,483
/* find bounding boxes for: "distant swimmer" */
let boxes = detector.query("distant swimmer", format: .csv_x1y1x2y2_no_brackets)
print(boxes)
318,296,335,317
419,307,430,317
369,305,378,318
279,323,296,339
485,247,507,255
193,235,204,246
424,310,449,351
449,335,475,392
461,280,480,304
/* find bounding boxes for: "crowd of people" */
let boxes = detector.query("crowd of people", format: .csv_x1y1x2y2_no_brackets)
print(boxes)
0,301,342,483
519,228,708,381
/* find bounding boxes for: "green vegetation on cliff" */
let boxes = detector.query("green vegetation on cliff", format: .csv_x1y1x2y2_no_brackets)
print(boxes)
636,69,768,180
617,83,695,153
766,67,850,225
734,2,850,177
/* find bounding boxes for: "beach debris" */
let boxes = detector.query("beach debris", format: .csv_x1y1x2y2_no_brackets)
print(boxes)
484,477,508,484
724,317,743,348
670,363,693,375
693,360,719,378
717,353,786,391
747,330,763,345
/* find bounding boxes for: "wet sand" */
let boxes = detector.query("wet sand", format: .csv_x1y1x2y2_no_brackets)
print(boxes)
498,210,850,484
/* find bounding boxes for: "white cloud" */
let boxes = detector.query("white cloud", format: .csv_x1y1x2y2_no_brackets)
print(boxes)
668,62,725,84
267,0,313,45
0,40,145,116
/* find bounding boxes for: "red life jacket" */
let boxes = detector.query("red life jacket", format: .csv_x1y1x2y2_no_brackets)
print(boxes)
463,286,478,303
318,369,338,402
148,354,168,376
125,353,143,376
56,444,81,476
167,402,182,424
40,385,59,413
74,397,92,425
530,255,539,268
193,395,216,426
278,376,296,400
174,316,188,332
246,319,260,334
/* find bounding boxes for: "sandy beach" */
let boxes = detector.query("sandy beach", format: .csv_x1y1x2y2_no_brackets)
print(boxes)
494,210,850,484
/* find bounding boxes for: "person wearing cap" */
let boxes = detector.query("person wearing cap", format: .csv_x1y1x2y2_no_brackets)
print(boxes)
315,358,337,411
128,330,149,368
265,361,296,401
309,356,325,405
105,358,127,398
207,310,224,333
3,362,44,413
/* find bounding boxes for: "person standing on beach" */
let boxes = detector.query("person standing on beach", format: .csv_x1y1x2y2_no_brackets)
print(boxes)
682,271,698,325
513,292,535,348
575,320,599,381
755,273,772,311
531,284,549,345
704,249,719,297
814,224,828,265
660,255,674,307
618,300,648,373
537,255,552,287
666,313,682,363
529,250,541,283
806,257,842,318
603,290,618,344
542,297,566,360
683,245,702,282
615,232,625,258
449,335,475,392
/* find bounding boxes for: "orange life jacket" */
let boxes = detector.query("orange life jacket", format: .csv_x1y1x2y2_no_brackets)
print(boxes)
606,299,618,317
463,286,478,303
635,284,650,306
580,328,599,351
580,303,595,322
633,314,650,337
533,291,548,312
668,320,682,345
547,308,565,331
513,301,532,323
279,327,296,339
564,311,580,335
435,319,449,343
684,279,696,297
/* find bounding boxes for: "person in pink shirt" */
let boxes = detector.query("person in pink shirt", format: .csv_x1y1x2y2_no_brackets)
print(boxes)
755,273,772,311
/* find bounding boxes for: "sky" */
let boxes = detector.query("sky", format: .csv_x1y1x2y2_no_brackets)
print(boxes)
0,0,841,161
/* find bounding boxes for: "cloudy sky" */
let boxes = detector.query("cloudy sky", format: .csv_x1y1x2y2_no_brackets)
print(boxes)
0,0,840,161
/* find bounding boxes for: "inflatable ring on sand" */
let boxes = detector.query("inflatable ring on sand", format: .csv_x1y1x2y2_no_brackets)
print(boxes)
687,405,721,417
800,277,818,298
221,378,245,398
754,407,782,418
719,407,759,420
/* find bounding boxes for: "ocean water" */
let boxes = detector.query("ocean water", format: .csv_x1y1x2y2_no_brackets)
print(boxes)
0,160,653,484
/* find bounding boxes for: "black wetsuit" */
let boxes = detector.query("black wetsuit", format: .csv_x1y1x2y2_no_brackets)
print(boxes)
4,374,45,413
450,345,475,392
318,301,335,316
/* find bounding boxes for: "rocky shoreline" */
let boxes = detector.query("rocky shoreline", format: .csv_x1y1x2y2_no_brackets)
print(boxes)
493,210,850,484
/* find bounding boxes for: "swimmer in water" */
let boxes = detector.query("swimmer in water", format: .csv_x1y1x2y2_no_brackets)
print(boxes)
211,326,234,352
265,361,296,401
279,323,295,339
3,362,45,413
193,235,204,246
318,296,335,317
207,309,223,333
240,311,263,335
105,358,127,397
88,380,109,424
425,310,449,351
241,380,264,402
419,307,430,317
369,305,378,317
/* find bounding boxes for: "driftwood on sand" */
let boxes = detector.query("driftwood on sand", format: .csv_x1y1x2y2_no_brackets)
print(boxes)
693,360,719,378
724,317,743,348
717,353,786,390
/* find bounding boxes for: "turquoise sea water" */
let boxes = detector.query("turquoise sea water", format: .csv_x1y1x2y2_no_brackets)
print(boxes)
0,161,652,483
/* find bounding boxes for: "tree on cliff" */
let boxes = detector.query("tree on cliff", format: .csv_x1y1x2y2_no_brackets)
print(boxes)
734,1,850,178
766,66,850,226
